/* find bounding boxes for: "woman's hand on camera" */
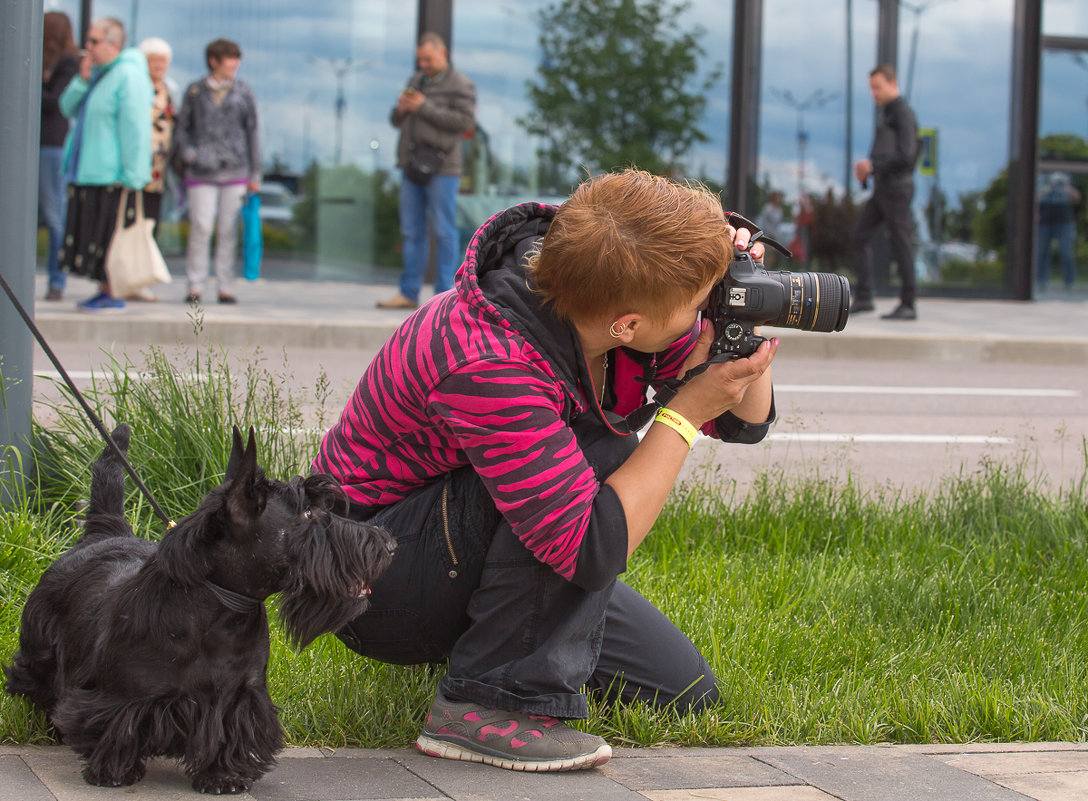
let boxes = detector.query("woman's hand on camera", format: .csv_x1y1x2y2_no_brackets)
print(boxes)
669,319,777,428
725,222,765,263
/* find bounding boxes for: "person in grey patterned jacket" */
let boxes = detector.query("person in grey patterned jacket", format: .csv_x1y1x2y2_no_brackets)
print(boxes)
174,38,261,305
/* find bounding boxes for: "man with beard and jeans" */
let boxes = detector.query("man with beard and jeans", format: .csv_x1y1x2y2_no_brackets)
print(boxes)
851,64,919,320
378,32,475,310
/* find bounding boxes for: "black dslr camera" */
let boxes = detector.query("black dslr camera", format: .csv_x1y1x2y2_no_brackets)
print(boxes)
706,212,851,360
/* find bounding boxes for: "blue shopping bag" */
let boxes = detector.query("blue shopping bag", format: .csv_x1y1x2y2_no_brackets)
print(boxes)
242,192,263,280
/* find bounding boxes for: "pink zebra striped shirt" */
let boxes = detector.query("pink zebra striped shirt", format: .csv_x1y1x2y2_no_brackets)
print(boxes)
314,203,770,587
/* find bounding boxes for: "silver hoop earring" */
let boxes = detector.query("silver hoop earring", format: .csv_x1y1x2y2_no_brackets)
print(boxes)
609,322,626,338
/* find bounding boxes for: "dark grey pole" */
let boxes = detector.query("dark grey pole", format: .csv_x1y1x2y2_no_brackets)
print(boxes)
876,0,898,70
80,0,92,45
1007,0,1042,301
845,0,854,197
726,0,762,216
417,0,453,52
0,0,43,503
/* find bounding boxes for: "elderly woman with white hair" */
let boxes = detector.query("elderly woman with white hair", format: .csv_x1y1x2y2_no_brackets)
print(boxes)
139,37,176,229
126,36,176,301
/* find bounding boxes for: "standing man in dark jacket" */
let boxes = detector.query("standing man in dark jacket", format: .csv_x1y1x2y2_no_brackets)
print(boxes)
378,32,476,310
850,64,919,320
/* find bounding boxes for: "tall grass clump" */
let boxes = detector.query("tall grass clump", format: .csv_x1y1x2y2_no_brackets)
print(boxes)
3,344,1087,750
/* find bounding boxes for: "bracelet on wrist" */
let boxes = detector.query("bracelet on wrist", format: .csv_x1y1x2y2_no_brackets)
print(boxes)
654,408,697,448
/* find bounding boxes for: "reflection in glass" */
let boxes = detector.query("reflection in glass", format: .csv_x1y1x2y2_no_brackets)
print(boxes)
899,0,1013,291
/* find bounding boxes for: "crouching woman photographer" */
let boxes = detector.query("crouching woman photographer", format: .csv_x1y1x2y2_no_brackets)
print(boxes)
313,168,777,773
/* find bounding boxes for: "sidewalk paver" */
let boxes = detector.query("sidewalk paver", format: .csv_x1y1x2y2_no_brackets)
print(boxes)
0,753,56,801
601,750,803,789
757,746,1035,801
641,789,839,801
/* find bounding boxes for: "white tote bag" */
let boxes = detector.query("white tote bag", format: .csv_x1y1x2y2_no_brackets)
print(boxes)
104,189,172,298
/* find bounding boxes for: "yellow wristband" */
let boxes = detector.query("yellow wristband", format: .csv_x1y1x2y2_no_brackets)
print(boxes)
654,408,697,448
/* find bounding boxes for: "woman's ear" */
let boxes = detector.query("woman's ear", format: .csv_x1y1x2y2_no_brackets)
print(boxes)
608,313,641,343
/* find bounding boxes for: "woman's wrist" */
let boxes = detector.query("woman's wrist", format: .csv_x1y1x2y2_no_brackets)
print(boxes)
653,407,698,448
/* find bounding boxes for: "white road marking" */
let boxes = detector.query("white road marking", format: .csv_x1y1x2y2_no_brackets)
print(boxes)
762,433,1013,445
776,384,1079,398
29,374,1041,448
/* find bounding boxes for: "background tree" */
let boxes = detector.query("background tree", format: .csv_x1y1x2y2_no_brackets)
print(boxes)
973,133,1088,255
520,0,721,188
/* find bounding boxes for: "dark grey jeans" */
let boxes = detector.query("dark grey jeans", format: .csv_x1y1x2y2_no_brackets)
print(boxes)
850,175,916,307
336,414,719,719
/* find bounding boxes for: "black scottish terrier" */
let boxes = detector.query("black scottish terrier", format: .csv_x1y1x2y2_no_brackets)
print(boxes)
4,424,394,794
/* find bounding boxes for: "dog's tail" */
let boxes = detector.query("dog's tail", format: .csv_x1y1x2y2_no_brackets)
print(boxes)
81,424,134,544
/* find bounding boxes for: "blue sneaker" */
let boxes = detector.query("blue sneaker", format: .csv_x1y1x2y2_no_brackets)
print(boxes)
77,293,126,313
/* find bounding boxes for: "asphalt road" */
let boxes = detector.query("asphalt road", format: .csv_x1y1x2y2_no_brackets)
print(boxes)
31,342,1087,497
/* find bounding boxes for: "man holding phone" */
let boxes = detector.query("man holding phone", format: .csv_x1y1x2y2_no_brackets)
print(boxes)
379,32,476,310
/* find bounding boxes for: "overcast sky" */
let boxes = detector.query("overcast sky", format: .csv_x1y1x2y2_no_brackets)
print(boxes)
43,0,1087,217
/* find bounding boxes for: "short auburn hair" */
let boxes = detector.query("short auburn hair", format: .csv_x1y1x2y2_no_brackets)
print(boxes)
528,169,733,323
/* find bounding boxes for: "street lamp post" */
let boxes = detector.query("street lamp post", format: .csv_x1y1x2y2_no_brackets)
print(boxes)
772,88,839,198
900,0,958,104
308,58,366,165
772,87,838,267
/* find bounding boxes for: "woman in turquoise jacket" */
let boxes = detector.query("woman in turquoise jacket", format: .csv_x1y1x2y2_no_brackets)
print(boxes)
58,17,152,312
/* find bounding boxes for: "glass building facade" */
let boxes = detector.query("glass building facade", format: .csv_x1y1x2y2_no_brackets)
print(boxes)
44,0,1087,298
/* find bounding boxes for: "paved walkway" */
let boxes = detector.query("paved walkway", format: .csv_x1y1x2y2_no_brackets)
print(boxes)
8,270,1088,800
3,742,1088,800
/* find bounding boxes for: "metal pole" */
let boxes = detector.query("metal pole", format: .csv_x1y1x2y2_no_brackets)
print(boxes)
906,14,920,102
1007,0,1042,300
417,0,453,52
726,0,763,215
845,0,854,197
80,0,92,45
877,0,899,70
0,0,43,503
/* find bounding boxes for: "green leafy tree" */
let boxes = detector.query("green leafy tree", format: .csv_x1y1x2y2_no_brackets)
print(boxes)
520,0,721,185
942,189,982,242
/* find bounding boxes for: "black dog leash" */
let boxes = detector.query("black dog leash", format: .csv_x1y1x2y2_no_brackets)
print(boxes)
0,272,175,529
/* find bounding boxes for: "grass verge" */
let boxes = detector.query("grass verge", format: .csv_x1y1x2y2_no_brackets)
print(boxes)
2,345,1086,748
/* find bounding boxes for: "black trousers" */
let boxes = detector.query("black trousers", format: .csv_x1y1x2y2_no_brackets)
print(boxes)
850,176,916,307
337,414,719,719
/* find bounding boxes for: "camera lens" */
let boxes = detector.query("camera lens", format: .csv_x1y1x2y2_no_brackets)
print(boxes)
800,270,848,330
788,271,851,332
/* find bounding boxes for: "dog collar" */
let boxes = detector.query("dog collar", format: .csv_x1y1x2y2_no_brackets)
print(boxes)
204,580,265,615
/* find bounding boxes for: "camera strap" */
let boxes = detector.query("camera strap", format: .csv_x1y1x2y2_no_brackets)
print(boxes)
622,361,713,432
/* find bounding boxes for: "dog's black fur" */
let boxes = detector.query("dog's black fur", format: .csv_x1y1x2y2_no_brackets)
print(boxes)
4,425,394,794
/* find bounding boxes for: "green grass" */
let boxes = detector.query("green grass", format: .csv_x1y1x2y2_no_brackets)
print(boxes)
2,343,1087,748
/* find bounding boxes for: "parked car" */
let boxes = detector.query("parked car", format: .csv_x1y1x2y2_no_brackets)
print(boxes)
256,182,296,226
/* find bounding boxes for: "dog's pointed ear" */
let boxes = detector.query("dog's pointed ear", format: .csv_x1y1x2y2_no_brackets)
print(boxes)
225,425,246,481
225,427,265,525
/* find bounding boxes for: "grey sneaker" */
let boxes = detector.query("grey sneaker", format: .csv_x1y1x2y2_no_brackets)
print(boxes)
416,692,611,772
